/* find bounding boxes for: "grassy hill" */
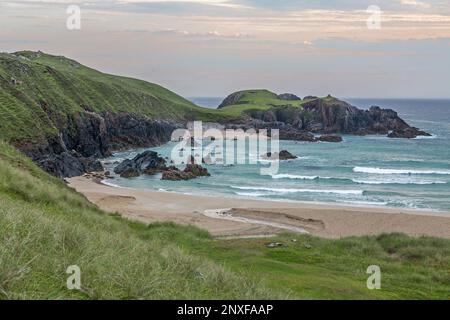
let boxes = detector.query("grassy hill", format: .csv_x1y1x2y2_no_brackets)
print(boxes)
0,51,233,145
1,141,449,299
217,89,308,117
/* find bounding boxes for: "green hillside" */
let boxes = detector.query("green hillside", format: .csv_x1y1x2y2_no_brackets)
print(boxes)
217,89,321,118
0,51,231,144
1,141,449,299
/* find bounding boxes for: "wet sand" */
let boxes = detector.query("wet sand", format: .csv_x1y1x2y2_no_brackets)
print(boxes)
67,176,450,239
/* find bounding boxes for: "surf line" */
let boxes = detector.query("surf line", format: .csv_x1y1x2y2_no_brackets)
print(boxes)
203,208,309,234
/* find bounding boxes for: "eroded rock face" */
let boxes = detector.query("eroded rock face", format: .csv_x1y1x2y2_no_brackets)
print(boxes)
388,127,432,139
229,97,429,141
17,111,177,178
114,150,167,177
36,151,103,178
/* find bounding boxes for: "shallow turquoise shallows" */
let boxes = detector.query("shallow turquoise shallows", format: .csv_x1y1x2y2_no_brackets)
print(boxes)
103,99,450,212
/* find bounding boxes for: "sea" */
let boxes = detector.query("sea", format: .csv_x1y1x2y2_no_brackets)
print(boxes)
102,98,450,212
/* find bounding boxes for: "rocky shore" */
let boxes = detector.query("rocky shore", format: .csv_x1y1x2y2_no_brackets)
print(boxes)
113,150,210,181
15,112,178,178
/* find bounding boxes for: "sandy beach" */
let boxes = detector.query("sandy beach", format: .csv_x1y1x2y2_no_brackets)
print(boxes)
67,176,450,239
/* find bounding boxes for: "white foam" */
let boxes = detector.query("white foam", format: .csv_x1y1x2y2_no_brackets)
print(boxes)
353,166,450,175
231,186,363,195
414,134,437,140
271,174,318,180
352,179,447,185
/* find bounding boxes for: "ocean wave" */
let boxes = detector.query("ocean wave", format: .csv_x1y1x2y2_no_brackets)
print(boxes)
414,134,437,140
337,200,389,206
271,174,318,180
235,192,268,197
231,186,363,195
351,179,447,185
353,166,450,175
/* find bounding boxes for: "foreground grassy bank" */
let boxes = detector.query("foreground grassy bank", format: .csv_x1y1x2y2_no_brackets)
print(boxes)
0,142,449,299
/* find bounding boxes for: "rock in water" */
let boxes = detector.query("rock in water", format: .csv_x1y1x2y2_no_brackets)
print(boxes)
388,127,432,139
184,164,211,177
161,164,210,181
114,150,167,177
279,130,316,142
317,134,343,143
119,168,140,178
263,150,297,160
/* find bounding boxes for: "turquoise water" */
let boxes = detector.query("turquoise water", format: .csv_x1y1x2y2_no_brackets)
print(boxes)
104,99,450,212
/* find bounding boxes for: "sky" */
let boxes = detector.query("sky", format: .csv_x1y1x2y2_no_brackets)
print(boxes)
1,0,450,98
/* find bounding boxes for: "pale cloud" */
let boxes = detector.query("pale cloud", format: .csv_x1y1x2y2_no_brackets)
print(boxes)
2,0,450,97
399,0,431,8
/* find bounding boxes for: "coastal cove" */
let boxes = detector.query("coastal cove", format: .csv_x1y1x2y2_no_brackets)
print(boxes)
99,97,450,213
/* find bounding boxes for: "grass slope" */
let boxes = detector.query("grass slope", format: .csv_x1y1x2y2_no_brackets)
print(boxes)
217,89,323,118
0,51,233,144
1,141,449,299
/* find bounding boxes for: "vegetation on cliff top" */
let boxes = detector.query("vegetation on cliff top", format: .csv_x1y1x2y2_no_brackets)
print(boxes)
0,51,233,144
1,141,449,299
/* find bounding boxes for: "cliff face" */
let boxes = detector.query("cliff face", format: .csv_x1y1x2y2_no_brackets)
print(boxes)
233,96,420,138
301,98,410,134
16,112,177,178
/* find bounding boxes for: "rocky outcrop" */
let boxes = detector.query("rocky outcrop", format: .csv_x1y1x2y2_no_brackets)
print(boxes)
161,164,210,181
114,151,167,177
229,97,429,140
17,111,177,178
218,91,247,109
263,150,297,161
277,93,301,101
113,151,210,181
279,130,316,142
37,150,103,178
388,127,432,139
317,135,343,143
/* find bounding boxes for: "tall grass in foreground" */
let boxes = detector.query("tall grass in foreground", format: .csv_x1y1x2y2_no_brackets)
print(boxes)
0,142,280,299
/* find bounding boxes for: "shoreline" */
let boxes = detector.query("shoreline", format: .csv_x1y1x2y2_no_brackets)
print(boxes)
99,177,450,216
67,176,450,239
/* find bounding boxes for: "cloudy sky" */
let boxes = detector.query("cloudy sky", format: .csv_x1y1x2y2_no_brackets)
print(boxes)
1,0,450,98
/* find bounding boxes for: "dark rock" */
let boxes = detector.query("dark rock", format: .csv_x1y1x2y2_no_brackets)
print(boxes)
280,130,316,142
388,127,432,139
161,164,210,181
317,134,343,143
264,150,297,161
114,150,167,177
120,168,140,178
17,111,178,178
161,169,192,181
303,95,319,100
277,93,301,101
36,151,103,178
184,164,210,177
